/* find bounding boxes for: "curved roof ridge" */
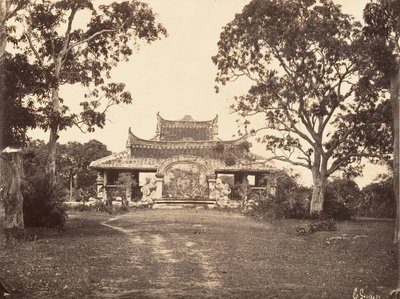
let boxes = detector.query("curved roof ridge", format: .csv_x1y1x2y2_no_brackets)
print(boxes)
157,112,218,124
128,128,248,146
89,150,129,168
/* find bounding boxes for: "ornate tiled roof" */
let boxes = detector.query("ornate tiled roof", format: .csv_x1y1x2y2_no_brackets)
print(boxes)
90,151,275,173
90,114,274,173
154,113,218,141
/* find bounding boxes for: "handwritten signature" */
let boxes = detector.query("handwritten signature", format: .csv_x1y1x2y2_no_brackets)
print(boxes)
353,288,382,299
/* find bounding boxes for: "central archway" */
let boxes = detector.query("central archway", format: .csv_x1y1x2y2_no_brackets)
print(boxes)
158,156,214,199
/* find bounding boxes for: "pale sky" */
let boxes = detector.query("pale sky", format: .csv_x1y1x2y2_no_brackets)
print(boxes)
28,0,386,187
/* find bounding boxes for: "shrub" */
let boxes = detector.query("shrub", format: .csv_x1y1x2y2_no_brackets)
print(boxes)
323,200,352,221
242,171,311,220
295,218,337,236
355,178,396,218
308,218,337,233
70,201,130,214
22,175,67,229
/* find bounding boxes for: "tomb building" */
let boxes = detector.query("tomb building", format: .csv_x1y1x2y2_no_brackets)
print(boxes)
90,113,277,206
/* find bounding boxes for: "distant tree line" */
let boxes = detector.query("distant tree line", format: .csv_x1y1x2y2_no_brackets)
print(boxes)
21,139,110,228
246,170,395,220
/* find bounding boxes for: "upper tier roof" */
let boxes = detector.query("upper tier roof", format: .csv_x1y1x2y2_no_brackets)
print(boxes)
153,112,219,141
90,113,274,172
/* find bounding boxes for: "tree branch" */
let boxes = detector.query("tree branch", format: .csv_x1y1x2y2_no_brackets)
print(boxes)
60,6,78,60
4,0,28,23
65,28,117,53
271,154,311,169
24,31,43,67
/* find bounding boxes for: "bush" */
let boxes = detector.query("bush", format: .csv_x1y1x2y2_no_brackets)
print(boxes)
308,218,337,233
323,200,352,220
70,201,130,215
22,175,67,229
295,218,337,236
242,191,309,220
355,178,396,218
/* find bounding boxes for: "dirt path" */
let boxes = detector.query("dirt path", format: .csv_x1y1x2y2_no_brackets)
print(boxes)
1,209,396,298
96,209,273,298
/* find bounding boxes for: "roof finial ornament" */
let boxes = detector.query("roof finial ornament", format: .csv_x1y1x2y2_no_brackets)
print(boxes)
181,115,194,121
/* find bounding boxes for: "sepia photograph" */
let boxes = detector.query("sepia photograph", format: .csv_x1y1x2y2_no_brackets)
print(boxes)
0,0,398,298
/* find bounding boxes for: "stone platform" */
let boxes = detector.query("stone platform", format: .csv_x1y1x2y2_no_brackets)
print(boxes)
152,199,217,209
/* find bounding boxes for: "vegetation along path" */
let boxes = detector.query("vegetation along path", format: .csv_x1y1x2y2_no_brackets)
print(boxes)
0,209,396,298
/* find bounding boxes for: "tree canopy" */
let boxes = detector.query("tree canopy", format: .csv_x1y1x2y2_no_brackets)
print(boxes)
5,0,167,189
213,0,390,213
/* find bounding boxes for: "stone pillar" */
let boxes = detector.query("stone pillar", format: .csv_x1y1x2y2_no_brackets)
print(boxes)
103,170,108,202
207,174,217,200
96,171,104,199
242,174,249,201
270,176,277,197
155,174,164,199
125,177,132,202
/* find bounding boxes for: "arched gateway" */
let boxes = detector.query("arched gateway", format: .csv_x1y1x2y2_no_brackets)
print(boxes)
90,113,277,207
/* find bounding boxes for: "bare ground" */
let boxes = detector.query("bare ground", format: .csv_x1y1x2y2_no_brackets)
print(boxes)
0,209,397,298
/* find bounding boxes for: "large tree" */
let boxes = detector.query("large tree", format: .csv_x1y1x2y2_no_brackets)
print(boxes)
0,0,34,234
363,0,400,296
15,0,166,191
213,0,390,214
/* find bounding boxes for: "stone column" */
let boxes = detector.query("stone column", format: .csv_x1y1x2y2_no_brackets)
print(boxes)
125,177,132,202
103,170,108,203
242,174,249,201
207,174,217,200
155,173,164,199
270,176,277,197
96,171,104,199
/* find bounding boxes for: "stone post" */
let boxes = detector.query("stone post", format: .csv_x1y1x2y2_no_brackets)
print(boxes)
207,174,217,200
103,170,108,203
125,180,132,202
242,175,248,201
96,171,104,198
155,173,164,199
270,176,277,197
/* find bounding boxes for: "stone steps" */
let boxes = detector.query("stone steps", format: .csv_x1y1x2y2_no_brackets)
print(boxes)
153,199,216,209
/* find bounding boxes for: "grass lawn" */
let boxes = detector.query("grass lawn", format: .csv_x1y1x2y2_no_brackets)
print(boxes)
0,209,397,298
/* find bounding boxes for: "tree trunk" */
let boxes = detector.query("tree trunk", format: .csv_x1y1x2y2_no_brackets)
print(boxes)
310,171,326,215
391,68,400,243
45,127,58,189
0,1,9,56
2,151,24,235
0,0,9,150
45,83,61,191
69,173,73,202
389,66,400,297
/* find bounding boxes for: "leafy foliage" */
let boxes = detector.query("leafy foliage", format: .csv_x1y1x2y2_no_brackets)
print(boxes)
356,176,396,218
13,0,167,134
0,54,48,149
243,171,311,219
22,141,67,228
308,218,337,233
22,174,67,229
363,0,400,242
57,140,111,200
24,139,111,201
69,201,129,214
323,200,352,221
213,0,391,213
322,178,359,220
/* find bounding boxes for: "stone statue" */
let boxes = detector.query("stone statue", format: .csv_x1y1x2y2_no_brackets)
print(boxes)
213,178,231,207
140,176,157,204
